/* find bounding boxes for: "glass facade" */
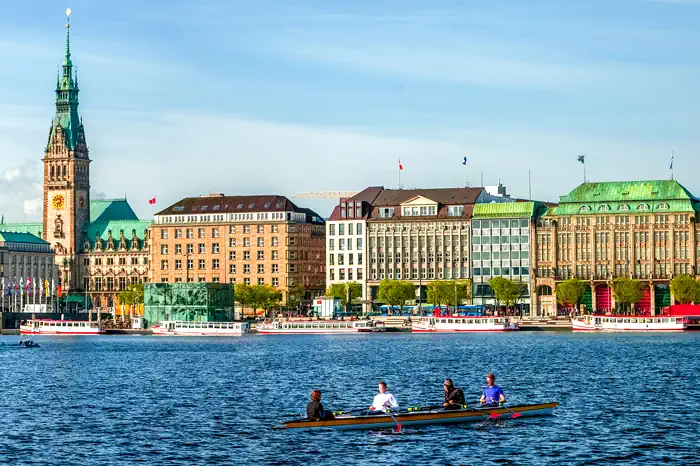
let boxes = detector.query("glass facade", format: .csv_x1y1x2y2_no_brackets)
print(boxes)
471,218,530,280
144,283,235,326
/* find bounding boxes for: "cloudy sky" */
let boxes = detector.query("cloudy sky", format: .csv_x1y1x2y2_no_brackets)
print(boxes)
1,0,700,221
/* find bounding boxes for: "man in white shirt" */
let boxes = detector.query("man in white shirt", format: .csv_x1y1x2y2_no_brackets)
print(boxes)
369,381,399,413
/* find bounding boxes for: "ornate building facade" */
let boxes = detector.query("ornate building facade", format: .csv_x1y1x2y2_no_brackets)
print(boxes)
3,15,151,312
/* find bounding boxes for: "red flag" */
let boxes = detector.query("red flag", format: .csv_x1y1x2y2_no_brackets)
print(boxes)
398,159,403,171
149,198,156,205
57,283,62,298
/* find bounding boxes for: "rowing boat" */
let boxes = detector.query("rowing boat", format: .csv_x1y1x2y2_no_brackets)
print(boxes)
283,402,557,430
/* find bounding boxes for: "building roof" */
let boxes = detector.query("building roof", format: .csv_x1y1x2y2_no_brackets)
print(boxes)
84,220,152,249
156,195,299,216
90,199,139,223
0,231,49,245
472,202,542,218
0,222,44,237
554,180,697,216
370,187,483,206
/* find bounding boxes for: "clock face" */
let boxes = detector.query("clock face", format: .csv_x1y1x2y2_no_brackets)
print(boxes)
52,194,65,210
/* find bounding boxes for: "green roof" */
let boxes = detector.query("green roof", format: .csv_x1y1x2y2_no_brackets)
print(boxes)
90,199,139,223
0,223,44,238
0,231,49,245
472,202,540,218
554,180,697,216
85,220,152,249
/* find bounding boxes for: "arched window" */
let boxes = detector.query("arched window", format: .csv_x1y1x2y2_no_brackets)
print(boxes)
62,165,67,177
637,203,650,211
618,204,630,211
598,205,611,212
50,166,54,177
537,285,553,296
657,203,669,210
579,205,591,212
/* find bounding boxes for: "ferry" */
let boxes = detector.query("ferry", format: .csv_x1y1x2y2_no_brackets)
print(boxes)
283,401,557,430
572,314,687,332
20,319,104,335
256,319,383,334
151,320,250,336
411,316,520,332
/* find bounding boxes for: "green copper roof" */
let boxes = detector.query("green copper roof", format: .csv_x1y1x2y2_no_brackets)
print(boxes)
472,202,540,218
85,220,152,248
90,199,140,223
554,180,697,216
0,223,44,238
0,231,49,245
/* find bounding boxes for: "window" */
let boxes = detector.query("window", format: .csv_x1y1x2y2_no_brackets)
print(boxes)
348,224,354,235
599,205,611,212
229,238,236,247
229,225,236,234
198,228,205,238
272,277,279,287
349,254,354,265
198,244,205,254
257,238,264,247
358,253,363,265
107,258,114,265
212,259,220,269
175,244,182,254
244,225,250,233
339,224,345,235
212,228,220,238
160,229,169,239
258,278,265,285
637,203,650,211
272,225,278,233
244,251,250,260
229,251,236,260
618,204,630,211
175,229,183,239
187,259,193,270
258,264,264,274
272,264,279,273
131,258,138,265
339,239,345,250
244,238,250,247
357,238,363,249
257,251,264,260
448,206,464,216
657,203,670,210
198,259,205,269
272,251,279,260
272,237,279,246
579,206,591,212
244,278,250,285
175,259,182,270
187,244,194,254
257,225,264,233
379,208,394,218
212,243,220,253
199,277,206,282
244,264,250,274
186,229,193,239
338,254,344,265
329,239,334,251
161,260,168,270
161,245,168,254
330,269,335,280
230,264,236,274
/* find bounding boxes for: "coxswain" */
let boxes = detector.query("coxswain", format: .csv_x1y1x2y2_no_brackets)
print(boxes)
442,378,466,409
480,373,506,406
369,381,399,413
306,390,335,421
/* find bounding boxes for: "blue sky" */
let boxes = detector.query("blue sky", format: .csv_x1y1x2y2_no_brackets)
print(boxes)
1,0,700,220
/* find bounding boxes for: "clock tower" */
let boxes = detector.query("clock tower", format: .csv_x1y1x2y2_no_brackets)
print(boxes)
43,10,90,292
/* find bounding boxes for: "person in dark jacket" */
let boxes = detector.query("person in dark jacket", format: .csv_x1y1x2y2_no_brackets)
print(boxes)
442,379,466,409
307,390,335,421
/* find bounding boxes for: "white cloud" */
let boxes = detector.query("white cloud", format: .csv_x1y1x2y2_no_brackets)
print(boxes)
23,198,42,216
0,161,43,222
4,167,21,182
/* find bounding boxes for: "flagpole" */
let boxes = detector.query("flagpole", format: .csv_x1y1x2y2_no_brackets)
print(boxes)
398,159,402,189
671,150,674,180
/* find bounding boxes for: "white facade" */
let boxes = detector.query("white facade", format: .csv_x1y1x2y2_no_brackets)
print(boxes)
325,219,368,312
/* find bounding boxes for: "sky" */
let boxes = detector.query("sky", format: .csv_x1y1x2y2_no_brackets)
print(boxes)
1,0,700,221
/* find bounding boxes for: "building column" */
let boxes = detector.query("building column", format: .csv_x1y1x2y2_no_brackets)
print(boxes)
591,283,597,313
649,283,656,316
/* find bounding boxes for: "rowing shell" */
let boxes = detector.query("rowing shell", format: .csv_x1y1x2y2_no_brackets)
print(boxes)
283,402,557,430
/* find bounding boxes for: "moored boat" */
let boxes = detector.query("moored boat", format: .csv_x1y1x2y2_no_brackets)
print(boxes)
151,320,249,336
411,316,519,333
572,314,686,332
256,318,383,334
283,402,557,430
20,319,104,335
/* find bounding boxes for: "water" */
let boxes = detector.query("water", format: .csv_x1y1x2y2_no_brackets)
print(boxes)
0,332,698,465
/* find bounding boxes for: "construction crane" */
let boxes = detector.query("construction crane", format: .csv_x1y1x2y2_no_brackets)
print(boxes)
294,191,359,199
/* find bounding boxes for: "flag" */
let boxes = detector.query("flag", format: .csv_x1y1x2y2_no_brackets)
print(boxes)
45,280,49,297
57,280,62,298
462,156,467,165
40,280,44,298
577,155,585,164
51,278,55,298
670,151,674,170
398,159,403,171
148,197,156,205
26,277,31,293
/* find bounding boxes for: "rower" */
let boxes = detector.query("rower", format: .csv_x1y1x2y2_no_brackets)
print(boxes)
480,373,506,407
442,378,466,409
369,381,399,413
306,390,335,421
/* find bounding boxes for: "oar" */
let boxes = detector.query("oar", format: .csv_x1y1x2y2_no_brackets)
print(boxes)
385,408,402,433
485,398,521,420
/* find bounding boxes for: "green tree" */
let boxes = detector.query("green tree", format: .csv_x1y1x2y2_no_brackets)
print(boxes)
287,283,306,311
377,280,415,308
117,283,144,306
426,281,449,307
325,282,362,306
253,285,283,318
670,274,700,304
556,278,587,311
489,277,526,309
611,278,643,313
234,283,254,315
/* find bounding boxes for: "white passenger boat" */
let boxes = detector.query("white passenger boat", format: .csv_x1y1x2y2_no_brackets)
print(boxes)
256,319,383,334
572,314,687,332
20,319,104,335
151,320,250,336
411,316,519,332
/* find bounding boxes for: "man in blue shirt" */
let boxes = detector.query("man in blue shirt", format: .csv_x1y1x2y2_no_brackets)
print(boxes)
480,373,506,406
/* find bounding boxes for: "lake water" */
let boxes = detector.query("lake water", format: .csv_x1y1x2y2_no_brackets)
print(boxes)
0,332,698,465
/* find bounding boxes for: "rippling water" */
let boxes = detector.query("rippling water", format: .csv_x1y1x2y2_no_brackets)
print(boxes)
0,332,698,465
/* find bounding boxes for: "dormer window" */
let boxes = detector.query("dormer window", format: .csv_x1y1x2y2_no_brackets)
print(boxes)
637,203,650,211
264,203,270,208
618,204,630,211
657,203,669,210
448,206,464,216
201,206,208,211
598,205,610,212
276,202,284,208
237,204,243,209
579,205,591,212
248,203,255,208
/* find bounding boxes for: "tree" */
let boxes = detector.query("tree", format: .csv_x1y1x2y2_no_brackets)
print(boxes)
611,278,643,313
489,277,526,309
117,283,144,306
377,280,415,308
670,274,700,304
556,278,587,311
234,283,254,316
426,280,471,308
253,285,282,318
287,283,306,311
325,282,362,306
426,281,449,307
